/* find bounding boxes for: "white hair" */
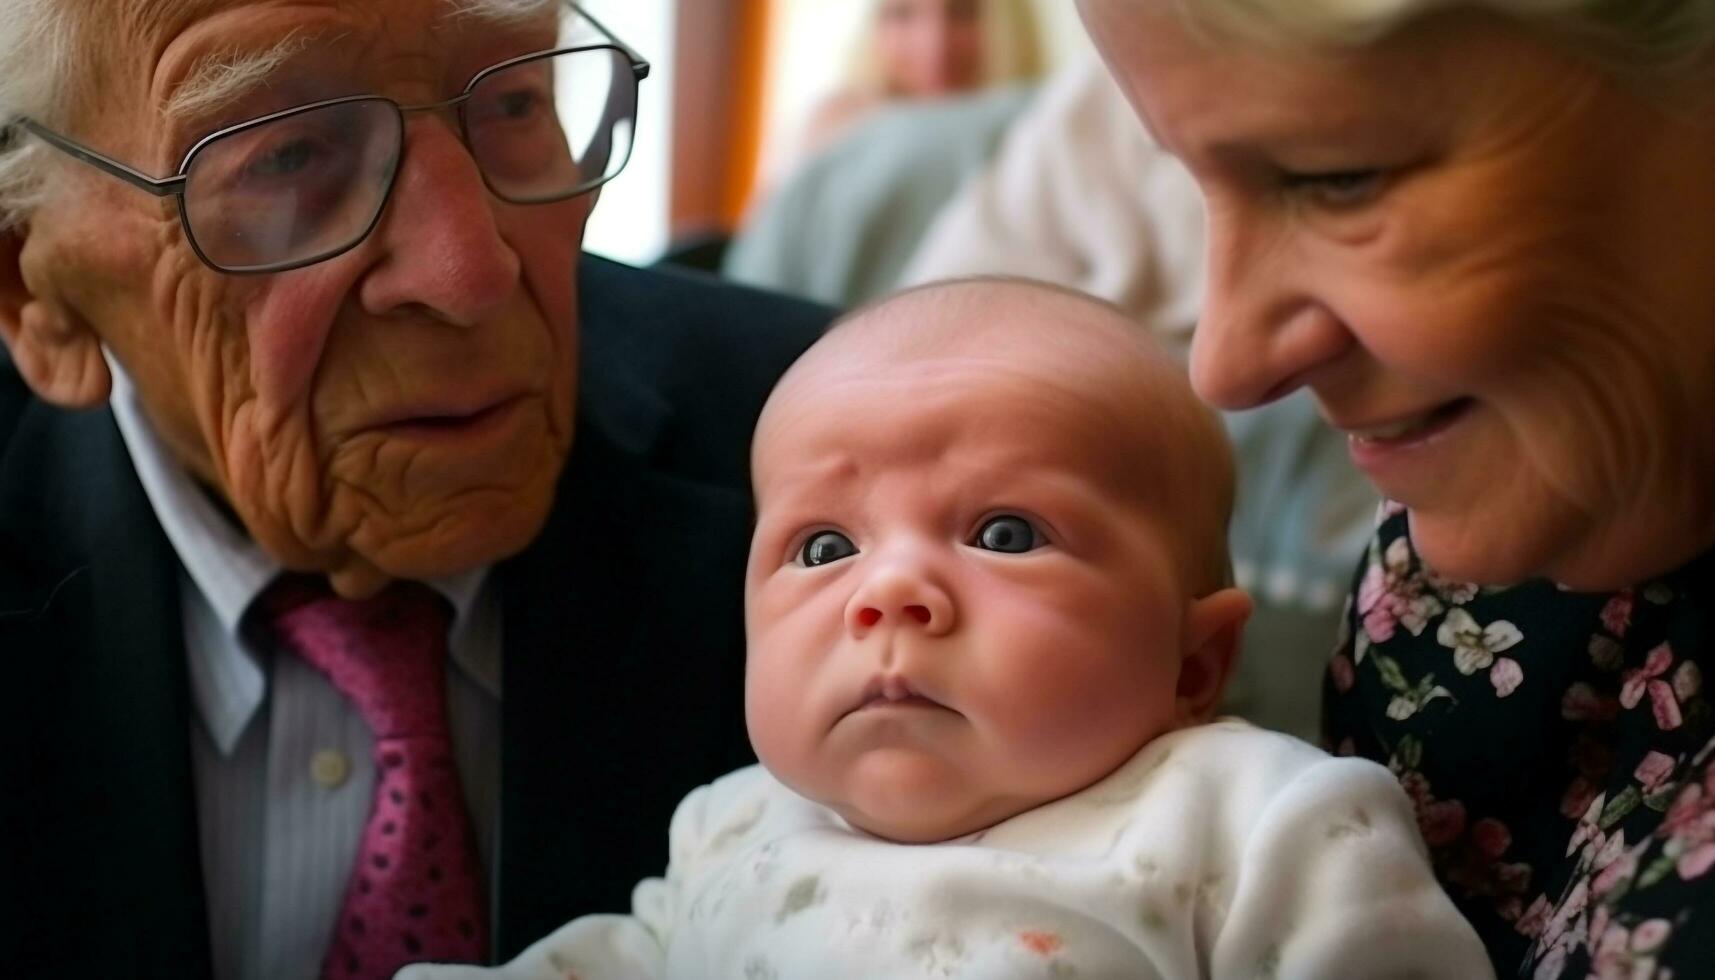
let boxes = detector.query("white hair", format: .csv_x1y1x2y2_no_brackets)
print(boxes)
1168,0,1715,74
0,0,560,230
166,34,314,122
450,0,557,19
0,0,74,228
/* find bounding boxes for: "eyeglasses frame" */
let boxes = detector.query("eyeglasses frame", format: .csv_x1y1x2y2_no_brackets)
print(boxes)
7,1,649,274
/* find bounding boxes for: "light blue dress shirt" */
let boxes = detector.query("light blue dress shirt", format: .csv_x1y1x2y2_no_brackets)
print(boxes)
108,359,503,980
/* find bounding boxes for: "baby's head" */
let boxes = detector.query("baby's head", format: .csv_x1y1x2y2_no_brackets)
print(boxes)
744,279,1251,843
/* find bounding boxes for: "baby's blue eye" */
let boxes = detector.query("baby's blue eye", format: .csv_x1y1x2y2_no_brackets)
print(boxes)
799,530,858,567
975,515,1039,554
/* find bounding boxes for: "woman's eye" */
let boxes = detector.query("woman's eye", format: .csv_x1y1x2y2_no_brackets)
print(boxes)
798,530,858,567
1283,168,1385,208
974,515,1040,554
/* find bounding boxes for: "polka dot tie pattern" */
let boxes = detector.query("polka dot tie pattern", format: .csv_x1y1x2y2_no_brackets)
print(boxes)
258,576,489,980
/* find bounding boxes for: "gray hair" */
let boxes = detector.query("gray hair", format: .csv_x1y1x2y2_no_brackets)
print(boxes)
0,0,74,228
0,0,558,230
1169,0,1715,75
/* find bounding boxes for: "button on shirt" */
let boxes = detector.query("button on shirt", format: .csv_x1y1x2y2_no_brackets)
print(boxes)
108,359,502,980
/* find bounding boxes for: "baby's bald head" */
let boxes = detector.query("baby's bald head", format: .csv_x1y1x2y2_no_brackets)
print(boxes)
759,278,1236,597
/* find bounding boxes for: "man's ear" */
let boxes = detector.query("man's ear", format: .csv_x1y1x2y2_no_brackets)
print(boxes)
1174,587,1253,725
0,223,110,407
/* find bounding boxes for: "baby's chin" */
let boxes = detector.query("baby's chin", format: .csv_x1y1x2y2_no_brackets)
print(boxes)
815,762,1046,843
837,807,995,844
763,738,1064,841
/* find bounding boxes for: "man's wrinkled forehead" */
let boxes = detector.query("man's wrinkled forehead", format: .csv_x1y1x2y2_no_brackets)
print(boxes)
110,0,554,45
97,0,558,120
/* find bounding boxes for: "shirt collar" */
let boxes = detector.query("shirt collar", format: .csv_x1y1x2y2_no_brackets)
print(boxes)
106,352,500,753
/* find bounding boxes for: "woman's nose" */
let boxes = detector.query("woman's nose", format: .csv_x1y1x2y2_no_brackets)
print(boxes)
844,559,956,639
358,118,521,326
1189,210,1355,410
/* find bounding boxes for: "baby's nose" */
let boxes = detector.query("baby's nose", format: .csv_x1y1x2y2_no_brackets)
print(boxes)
845,565,955,637
853,604,933,628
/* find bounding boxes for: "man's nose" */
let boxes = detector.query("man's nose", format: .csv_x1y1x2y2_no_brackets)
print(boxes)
357,117,520,325
1189,208,1355,410
844,554,956,639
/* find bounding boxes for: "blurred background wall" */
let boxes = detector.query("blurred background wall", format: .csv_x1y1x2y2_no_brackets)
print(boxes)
576,0,677,265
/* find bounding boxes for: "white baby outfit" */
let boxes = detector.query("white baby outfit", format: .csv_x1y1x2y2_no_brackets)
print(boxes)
399,720,1493,980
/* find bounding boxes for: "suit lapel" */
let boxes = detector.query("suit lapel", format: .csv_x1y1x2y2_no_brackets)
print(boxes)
0,403,211,975
494,423,757,956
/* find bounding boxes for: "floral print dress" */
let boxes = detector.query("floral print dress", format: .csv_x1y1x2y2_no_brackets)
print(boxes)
1324,503,1715,979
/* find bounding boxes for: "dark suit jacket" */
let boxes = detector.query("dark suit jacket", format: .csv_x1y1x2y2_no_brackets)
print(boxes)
0,256,831,977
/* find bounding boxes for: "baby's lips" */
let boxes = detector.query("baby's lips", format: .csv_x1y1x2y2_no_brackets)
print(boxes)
844,671,959,717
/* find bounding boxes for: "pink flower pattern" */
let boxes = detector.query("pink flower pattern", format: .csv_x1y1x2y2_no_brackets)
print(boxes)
1357,537,1445,650
1601,592,1635,638
1325,506,1715,979
1620,644,1685,731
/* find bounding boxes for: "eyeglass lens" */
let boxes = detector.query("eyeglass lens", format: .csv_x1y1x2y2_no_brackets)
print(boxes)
180,46,636,272
183,100,400,272
468,47,635,204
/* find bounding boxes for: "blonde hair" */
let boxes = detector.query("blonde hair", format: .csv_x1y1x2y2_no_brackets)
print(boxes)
843,0,1047,96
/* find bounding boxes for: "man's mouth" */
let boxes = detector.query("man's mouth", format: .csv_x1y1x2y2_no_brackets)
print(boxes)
374,393,528,439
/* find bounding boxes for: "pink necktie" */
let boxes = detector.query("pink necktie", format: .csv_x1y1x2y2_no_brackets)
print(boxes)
258,577,489,980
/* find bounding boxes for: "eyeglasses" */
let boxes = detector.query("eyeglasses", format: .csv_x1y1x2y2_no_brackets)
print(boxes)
10,2,647,274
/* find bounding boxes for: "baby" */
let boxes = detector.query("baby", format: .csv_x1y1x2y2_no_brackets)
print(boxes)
401,280,1492,979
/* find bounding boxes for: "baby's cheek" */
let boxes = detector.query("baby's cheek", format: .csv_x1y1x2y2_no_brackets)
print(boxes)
746,644,799,748
986,629,1172,749
746,641,829,785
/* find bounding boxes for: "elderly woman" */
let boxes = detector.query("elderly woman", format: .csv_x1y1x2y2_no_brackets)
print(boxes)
1079,0,1715,976
0,2,825,978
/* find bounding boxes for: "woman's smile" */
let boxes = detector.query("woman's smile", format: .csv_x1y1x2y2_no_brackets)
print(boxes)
1340,397,1476,484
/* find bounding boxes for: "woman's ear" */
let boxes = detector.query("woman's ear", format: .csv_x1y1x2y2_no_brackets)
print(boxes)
0,224,111,407
1174,587,1253,725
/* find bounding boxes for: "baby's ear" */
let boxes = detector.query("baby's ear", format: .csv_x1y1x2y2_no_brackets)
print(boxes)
0,224,111,408
1174,587,1252,725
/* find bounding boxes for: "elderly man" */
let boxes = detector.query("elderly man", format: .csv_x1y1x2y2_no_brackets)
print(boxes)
0,2,826,978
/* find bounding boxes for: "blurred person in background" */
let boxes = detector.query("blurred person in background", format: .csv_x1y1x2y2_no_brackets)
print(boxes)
794,0,1045,165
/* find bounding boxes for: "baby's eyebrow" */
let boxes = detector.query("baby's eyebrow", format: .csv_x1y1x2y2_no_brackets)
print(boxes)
762,453,864,491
